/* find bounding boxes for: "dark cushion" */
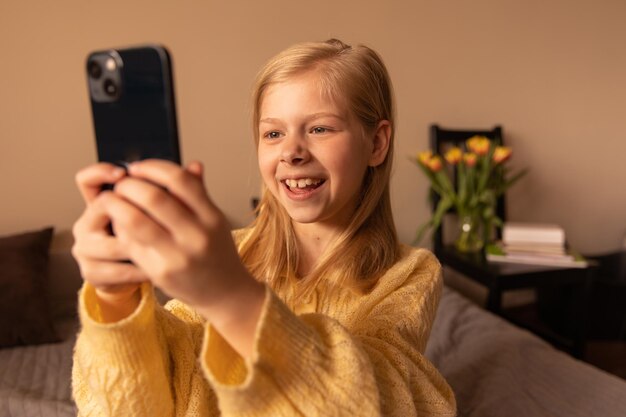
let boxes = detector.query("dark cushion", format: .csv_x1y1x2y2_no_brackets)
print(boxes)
0,227,60,347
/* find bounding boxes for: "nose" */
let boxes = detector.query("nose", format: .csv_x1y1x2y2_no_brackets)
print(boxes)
280,134,310,165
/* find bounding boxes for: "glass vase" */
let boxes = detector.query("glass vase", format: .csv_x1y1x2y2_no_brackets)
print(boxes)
455,213,485,253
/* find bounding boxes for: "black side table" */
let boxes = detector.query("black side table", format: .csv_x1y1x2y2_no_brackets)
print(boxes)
436,245,597,358
589,251,626,340
540,251,626,341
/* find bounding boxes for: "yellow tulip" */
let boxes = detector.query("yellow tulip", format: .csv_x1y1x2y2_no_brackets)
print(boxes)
418,150,432,165
466,135,491,156
428,155,443,172
493,146,512,164
463,152,477,167
444,147,462,165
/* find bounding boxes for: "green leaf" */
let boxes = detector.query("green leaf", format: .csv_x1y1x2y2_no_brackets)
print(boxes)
412,220,434,245
431,196,454,231
485,243,505,256
435,170,455,196
504,168,529,189
411,157,451,198
457,163,468,208
477,150,495,194
413,196,453,245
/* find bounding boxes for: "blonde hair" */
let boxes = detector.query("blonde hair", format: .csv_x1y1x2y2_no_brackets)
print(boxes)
240,39,400,301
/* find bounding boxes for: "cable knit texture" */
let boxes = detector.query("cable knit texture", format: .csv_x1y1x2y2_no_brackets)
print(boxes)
72,231,456,416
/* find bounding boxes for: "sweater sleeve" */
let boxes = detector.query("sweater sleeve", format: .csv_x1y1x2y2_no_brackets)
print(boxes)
200,249,456,417
72,282,174,416
72,282,219,417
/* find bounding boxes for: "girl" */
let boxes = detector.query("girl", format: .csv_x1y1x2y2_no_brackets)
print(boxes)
71,39,456,416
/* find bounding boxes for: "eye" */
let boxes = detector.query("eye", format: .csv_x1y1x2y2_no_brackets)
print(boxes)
263,131,282,140
311,126,329,134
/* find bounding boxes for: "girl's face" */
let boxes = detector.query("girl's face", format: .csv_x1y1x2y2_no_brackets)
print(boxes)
257,71,374,231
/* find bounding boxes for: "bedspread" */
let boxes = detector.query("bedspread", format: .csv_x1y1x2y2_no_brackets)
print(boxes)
0,319,77,417
425,287,626,417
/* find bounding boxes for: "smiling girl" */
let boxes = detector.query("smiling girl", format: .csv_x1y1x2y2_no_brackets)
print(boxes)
71,39,456,416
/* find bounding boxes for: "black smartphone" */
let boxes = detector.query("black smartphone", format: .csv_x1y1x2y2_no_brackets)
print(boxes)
86,45,181,169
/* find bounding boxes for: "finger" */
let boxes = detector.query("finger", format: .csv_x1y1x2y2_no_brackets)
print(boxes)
72,231,128,261
101,190,172,248
185,161,204,183
78,259,149,288
72,194,128,261
75,163,127,204
113,177,204,243
127,159,218,221
73,192,114,233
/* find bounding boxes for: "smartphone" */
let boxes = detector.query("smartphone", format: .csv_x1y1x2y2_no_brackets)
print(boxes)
85,45,181,169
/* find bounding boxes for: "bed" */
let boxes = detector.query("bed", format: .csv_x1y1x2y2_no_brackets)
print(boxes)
1,233,626,417
1,241,80,417
426,286,626,416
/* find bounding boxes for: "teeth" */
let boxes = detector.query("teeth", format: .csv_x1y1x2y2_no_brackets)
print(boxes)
285,178,322,189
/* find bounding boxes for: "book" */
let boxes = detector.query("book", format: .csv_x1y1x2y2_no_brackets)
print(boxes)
503,222,566,246
503,242,568,256
486,243,588,268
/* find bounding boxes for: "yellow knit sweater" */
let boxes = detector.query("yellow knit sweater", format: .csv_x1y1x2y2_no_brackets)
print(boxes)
72,242,456,416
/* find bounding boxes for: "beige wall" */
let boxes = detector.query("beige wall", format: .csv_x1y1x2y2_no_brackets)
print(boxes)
1,0,624,253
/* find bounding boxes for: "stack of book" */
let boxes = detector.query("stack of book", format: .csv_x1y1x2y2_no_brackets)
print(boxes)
486,222,588,268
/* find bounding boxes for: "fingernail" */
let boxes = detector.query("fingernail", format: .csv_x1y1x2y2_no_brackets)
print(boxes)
127,162,139,173
112,167,126,177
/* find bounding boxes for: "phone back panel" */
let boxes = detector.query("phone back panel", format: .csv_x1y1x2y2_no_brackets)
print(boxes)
87,45,180,165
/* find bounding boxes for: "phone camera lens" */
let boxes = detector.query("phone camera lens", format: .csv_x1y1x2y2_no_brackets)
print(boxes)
88,61,102,79
103,79,118,97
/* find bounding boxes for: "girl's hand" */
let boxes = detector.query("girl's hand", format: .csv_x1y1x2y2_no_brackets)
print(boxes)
105,160,265,349
72,163,148,321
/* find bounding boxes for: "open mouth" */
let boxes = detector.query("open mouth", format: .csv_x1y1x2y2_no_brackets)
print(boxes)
282,178,326,193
